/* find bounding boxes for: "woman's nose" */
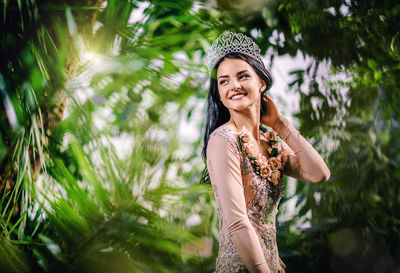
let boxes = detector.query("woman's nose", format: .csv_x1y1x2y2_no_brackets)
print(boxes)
230,79,241,90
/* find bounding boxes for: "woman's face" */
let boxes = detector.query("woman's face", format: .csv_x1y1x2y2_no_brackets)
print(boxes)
216,58,266,113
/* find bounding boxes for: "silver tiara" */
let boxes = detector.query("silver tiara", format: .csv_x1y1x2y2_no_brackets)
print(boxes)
206,31,263,71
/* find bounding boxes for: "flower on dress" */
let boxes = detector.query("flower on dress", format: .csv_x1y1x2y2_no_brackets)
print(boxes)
255,153,268,165
268,157,281,170
237,125,285,186
278,152,289,169
243,142,257,158
265,131,277,142
267,144,273,155
271,170,281,185
260,162,272,178
238,127,250,143
272,142,282,151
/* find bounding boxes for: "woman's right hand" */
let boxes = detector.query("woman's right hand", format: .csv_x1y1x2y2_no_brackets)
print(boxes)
260,94,281,130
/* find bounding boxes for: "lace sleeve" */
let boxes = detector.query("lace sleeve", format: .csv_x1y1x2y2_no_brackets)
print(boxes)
206,133,271,273
273,115,331,183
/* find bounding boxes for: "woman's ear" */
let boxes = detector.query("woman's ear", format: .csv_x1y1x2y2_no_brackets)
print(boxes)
260,79,266,92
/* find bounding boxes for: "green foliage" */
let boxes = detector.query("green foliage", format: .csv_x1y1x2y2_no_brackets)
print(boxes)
1,0,216,272
275,1,400,271
26,138,202,272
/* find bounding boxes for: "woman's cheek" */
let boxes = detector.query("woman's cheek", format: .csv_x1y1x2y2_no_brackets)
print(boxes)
219,88,228,103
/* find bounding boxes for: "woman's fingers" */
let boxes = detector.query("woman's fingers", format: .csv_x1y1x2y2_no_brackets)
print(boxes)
264,94,275,110
264,94,281,117
264,94,275,104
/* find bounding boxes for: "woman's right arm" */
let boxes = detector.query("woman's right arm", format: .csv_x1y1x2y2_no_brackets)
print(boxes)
261,94,330,183
207,134,271,273
273,115,331,183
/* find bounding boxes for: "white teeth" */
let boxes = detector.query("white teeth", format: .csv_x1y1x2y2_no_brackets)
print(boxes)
231,94,245,100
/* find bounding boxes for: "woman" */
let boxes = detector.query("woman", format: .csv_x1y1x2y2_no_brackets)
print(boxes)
201,31,330,273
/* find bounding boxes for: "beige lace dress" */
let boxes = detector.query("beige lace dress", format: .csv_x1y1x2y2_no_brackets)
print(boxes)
206,116,330,273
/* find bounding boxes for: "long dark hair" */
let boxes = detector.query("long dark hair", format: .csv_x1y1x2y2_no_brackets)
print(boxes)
200,52,272,184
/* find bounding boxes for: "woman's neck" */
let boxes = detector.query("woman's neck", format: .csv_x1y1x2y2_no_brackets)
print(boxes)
228,104,260,141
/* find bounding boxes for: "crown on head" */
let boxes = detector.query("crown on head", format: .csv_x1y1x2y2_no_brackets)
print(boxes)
206,31,263,71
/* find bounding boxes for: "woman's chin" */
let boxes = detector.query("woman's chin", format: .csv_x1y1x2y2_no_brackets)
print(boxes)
227,104,256,112
222,97,259,113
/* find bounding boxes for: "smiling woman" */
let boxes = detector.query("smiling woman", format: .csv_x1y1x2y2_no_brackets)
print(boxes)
202,48,272,149
200,31,330,273
217,59,266,111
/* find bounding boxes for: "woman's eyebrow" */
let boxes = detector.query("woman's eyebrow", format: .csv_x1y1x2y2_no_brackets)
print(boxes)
237,70,249,75
217,75,229,80
217,70,249,80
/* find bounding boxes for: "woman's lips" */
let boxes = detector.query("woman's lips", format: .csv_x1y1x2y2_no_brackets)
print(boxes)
230,93,246,100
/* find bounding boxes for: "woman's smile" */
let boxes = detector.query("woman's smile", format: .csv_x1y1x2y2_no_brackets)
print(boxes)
230,92,247,100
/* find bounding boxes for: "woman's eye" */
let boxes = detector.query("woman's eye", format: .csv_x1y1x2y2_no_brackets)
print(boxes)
219,80,228,85
239,74,249,80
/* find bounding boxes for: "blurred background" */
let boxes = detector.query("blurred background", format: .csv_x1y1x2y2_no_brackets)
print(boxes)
1,0,399,272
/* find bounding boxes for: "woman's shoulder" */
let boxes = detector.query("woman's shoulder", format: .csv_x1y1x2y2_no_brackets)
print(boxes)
210,123,237,140
208,123,240,150
207,124,241,158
